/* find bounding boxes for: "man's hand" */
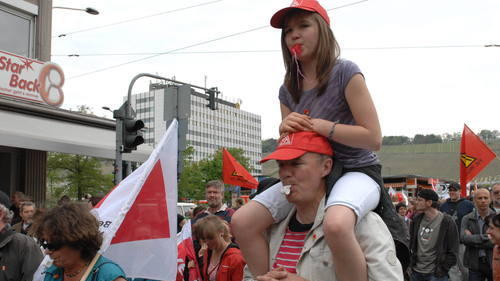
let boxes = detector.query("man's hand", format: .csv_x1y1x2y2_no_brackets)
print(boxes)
464,229,472,236
256,267,308,281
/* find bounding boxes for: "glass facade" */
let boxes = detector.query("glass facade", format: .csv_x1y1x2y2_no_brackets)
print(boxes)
0,3,35,57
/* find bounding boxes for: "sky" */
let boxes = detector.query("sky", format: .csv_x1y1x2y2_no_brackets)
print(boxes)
51,0,500,140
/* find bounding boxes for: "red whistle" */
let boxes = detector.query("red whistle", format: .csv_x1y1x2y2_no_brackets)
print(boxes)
290,44,302,56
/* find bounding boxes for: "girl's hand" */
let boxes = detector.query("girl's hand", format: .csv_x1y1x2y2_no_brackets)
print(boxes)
279,112,313,135
256,267,288,281
198,241,208,257
310,118,332,137
256,267,308,281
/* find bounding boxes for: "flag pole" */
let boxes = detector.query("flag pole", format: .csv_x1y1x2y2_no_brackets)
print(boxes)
79,253,101,281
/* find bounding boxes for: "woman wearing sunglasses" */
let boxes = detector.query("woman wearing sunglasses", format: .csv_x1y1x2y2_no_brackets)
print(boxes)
34,202,127,281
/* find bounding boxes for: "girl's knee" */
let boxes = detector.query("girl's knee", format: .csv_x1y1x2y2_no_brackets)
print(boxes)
231,209,246,233
231,201,273,235
323,206,357,237
232,205,256,233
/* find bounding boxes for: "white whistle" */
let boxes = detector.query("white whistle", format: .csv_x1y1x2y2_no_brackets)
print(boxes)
281,185,291,195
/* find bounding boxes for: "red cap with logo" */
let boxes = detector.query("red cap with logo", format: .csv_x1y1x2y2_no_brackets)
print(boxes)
260,131,333,163
270,0,330,28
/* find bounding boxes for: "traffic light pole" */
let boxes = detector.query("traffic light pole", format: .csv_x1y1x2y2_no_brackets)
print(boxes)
113,103,126,184
115,118,123,184
112,73,219,184
127,73,218,104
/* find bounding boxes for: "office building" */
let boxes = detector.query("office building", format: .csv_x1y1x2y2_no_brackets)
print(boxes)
130,83,262,174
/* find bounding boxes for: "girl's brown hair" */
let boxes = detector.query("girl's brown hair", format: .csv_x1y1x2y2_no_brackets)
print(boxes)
281,11,340,104
193,215,231,242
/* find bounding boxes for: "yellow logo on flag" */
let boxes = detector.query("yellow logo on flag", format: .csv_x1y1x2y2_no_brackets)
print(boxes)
232,170,240,177
461,154,476,168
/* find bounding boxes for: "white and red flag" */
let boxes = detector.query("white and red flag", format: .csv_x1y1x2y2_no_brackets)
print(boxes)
176,220,201,281
94,119,179,280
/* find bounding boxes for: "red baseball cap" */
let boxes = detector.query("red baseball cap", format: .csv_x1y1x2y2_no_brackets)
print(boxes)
270,0,330,29
260,131,333,163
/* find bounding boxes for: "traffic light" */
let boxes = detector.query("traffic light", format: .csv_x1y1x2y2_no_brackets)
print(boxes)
206,87,217,110
122,118,144,153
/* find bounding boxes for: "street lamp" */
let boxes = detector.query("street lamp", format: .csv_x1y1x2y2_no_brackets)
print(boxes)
53,6,99,15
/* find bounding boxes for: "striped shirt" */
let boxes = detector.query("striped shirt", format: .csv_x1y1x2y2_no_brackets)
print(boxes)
273,214,313,273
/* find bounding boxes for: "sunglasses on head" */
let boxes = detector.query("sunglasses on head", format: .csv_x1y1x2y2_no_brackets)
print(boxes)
40,240,64,251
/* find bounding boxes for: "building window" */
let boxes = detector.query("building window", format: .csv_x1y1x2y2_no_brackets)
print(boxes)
137,96,154,103
0,4,35,57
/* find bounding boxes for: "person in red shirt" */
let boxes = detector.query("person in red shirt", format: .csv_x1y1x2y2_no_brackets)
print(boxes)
193,215,245,281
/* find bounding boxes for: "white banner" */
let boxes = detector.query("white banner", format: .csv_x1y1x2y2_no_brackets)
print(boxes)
94,119,178,280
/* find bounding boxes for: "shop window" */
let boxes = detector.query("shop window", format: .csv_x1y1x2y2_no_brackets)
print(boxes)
0,4,35,57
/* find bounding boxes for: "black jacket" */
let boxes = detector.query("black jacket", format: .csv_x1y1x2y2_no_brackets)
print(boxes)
410,212,459,277
0,226,43,281
461,210,495,271
439,198,474,230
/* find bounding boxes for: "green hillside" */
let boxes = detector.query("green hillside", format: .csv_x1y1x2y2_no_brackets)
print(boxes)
262,140,500,182
377,140,500,181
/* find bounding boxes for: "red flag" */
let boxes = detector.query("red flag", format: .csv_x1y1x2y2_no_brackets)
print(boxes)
176,220,201,281
222,148,258,189
460,124,497,197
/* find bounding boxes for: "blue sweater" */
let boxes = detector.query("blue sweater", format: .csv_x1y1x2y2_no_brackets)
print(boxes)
439,198,474,229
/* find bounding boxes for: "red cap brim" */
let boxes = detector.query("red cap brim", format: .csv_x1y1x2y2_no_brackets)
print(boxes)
260,148,307,163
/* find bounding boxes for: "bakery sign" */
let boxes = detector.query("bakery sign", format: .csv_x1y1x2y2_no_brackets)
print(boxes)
0,49,64,107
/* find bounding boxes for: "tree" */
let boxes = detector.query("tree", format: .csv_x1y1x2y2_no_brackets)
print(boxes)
262,138,278,153
442,132,460,142
479,129,496,142
382,136,411,145
178,147,252,201
413,134,425,144
47,152,114,202
413,134,442,144
74,105,95,115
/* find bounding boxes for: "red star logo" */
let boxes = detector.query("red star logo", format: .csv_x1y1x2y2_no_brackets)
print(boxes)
21,58,34,71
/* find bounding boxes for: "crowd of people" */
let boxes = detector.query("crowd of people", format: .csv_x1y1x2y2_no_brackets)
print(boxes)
392,183,500,281
3,157,500,281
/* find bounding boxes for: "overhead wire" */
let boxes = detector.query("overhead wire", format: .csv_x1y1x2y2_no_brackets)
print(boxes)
66,0,370,79
68,26,267,79
53,44,496,57
53,0,224,38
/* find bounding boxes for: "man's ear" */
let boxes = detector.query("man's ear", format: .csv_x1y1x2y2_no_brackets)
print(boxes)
321,157,333,178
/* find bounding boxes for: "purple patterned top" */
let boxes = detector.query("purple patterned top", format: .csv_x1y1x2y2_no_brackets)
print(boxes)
279,59,379,168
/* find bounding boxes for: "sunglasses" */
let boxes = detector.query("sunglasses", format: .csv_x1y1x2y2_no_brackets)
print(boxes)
40,240,64,251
